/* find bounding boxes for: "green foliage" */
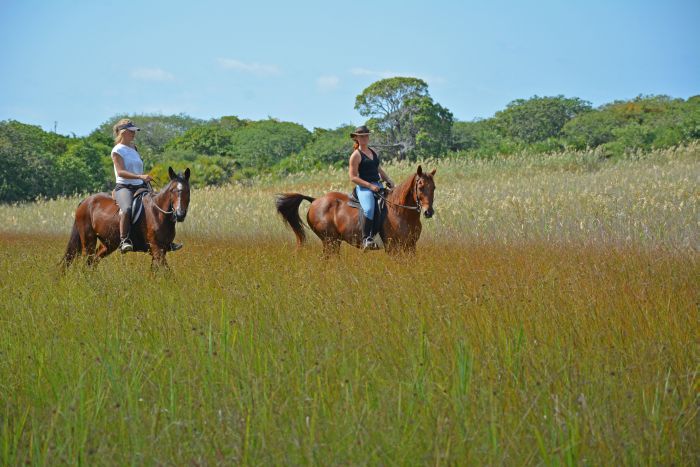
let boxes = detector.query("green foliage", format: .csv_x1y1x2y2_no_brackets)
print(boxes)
2,89,700,202
0,120,70,202
54,140,112,195
275,125,355,173
451,120,522,159
355,77,453,159
96,113,205,164
166,125,237,157
165,117,309,170
151,156,238,188
562,110,627,149
494,95,592,143
228,119,311,169
409,96,454,158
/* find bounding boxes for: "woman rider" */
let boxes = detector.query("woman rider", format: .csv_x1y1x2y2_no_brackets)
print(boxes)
348,125,395,250
111,118,182,253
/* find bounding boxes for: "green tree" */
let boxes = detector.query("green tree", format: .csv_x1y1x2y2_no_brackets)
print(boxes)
54,140,112,195
355,77,453,159
165,125,238,157
562,110,627,149
0,120,69,202
151,156,238,187
276,125,355,173
451,119,522,158
96,113,205,164
228,119,311,169
494,95,592,143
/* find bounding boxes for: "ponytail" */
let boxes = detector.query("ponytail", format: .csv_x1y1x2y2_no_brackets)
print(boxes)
353,141,359,150
113,118,132,145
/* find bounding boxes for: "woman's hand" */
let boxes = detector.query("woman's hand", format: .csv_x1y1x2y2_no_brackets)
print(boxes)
140,174,154,183
370,184,380,193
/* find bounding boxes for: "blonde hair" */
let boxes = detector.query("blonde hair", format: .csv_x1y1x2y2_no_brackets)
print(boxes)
113,118,133,145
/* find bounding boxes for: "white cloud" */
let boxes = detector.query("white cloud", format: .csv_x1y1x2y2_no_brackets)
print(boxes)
217,58,280,76
317,75,340,92
130,68,175,82
350,67,445,85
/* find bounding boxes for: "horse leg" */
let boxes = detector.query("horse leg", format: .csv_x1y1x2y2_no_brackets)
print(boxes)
150,245,169,272
403,242,417,255
82,229,99,266
89,242,114,266
321,237,341,258
384,239,400,256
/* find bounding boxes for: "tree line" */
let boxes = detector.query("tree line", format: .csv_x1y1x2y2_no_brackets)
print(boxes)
1,77,698,202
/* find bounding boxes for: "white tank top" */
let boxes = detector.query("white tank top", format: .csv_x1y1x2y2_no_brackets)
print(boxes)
112,144,144,185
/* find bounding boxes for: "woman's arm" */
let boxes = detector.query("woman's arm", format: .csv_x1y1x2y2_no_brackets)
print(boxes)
349,151,379,192
112,153,153,182
378,166,394,189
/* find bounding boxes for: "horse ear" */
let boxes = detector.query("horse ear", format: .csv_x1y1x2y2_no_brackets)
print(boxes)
184,168,191,180
168,167,176,180
430,168,436,176
417,165,423,176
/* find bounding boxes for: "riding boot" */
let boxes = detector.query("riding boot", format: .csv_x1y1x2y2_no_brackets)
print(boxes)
119,209,133,253
361,213,379,251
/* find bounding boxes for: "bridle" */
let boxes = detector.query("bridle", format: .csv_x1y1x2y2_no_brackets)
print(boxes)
148,181,183,221
377,177,423,213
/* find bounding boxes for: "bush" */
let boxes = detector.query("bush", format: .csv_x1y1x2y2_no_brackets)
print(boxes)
562,110,627,149
494,95,592,143
229,119,311,169
151,156,239,188
275,125,354,174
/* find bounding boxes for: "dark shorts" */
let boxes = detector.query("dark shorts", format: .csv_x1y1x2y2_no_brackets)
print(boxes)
114,183,146,213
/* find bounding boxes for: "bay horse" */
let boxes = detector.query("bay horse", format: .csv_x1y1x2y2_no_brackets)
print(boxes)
62,167,191,269
276,165,436,255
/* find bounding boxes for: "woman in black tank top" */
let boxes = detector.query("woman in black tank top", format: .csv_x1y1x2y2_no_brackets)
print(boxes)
348,125,395,250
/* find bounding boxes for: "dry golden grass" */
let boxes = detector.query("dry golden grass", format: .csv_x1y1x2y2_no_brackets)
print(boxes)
0,145,698,464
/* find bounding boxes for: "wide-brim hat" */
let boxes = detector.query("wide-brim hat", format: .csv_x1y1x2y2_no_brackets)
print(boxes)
117,120,140,132
350,125,371,137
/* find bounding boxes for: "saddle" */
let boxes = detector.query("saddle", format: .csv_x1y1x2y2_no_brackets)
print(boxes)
111,186,151,225
347,187,387,235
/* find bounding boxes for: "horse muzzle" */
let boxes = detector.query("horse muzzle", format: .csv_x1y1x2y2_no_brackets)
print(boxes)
175,210,187,222
424,208,434,219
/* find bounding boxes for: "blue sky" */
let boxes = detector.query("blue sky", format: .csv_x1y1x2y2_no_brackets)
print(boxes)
1,0,698,136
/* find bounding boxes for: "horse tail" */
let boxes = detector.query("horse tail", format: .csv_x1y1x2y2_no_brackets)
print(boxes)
62,219,82,267
275,193,315,246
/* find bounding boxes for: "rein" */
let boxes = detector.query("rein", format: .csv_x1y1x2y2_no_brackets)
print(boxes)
147,182,176,219
378,179,422,213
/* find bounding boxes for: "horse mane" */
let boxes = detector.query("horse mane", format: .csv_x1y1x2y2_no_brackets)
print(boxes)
389,173,417,204
153,174,187,196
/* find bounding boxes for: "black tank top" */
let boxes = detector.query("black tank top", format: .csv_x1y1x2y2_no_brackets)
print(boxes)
358,148,381,183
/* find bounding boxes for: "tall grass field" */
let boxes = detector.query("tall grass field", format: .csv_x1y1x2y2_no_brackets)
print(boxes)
1,146,698,464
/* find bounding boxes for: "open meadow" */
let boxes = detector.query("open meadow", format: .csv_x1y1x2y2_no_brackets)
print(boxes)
0,146,698,464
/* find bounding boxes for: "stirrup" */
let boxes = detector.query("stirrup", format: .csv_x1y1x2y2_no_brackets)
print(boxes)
362,237,380,251
119,238,133,253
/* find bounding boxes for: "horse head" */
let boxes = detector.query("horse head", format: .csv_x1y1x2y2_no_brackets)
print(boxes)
167,167,191,222
415,165,436,218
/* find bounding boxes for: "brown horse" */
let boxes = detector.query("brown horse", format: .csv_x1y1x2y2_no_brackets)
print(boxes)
62,167,191,269
276,165,436,255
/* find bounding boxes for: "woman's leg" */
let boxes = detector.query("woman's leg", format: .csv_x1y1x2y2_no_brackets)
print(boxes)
356,185,376,221
356,184,380,249
114,187,134,251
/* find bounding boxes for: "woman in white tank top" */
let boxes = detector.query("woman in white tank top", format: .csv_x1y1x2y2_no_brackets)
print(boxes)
110,119,182,254
111,119,152,252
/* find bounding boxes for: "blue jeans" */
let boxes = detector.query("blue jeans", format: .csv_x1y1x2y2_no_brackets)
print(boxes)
356,182,382,220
